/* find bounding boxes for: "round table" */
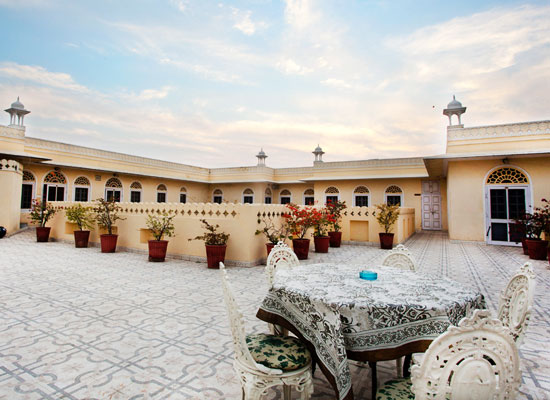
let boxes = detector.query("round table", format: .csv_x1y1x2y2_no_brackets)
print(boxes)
257,263,485,400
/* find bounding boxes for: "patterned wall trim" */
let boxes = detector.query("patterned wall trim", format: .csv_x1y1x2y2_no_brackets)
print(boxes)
448,120,550,141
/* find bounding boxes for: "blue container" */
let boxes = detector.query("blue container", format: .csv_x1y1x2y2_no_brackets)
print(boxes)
359,270,377,281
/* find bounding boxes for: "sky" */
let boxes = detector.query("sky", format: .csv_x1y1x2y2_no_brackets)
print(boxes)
1,0,549,168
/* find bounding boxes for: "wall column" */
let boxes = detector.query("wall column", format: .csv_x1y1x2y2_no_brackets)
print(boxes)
0,159,23,235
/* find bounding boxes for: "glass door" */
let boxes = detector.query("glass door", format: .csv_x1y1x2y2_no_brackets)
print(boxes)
486,186,527,245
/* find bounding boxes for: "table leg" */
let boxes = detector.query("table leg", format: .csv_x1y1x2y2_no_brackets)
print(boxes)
403,354,412,378
368,361,377,399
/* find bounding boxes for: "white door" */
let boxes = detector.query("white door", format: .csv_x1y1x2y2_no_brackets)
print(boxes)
421,181,442,230
485,185,529,246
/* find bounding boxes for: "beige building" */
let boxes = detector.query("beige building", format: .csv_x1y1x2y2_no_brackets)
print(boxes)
1,96,549,259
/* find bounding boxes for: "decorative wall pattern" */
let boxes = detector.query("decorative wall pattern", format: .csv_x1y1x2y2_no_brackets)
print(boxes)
23,170,35,181
130,181,142,189
105,177,122,188
157,184,167,191
74,176,90,186
385,185,403,194
447,120,550,141
280,189,291,196
354,186,369,193
325,186,339,194
486,168,529,184
304,188,314,195
44,171,66,184
180,186,187,193
243,188,254,195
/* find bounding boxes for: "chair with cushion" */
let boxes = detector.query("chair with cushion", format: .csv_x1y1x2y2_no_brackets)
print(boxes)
381,244,417,271
376,309,521,400
220,262,313,400
265,241,300,287
497,262,536,345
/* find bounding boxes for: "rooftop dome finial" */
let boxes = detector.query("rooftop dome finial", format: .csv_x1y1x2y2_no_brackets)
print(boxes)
5,96,30,127
443,95,466,127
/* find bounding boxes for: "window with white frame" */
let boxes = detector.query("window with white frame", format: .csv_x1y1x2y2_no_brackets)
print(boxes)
21,170,35,210
385,185,403,206
279,189,291,204
157,184,167,203
264,188,272,204
105,177,123,202
130,181,142,203
353,185,370,207
74,176,91,202
213,189,223,204
325,186,339,205
43,170,67,202
180,187,187,203
303,188,314,205
243,188,254,204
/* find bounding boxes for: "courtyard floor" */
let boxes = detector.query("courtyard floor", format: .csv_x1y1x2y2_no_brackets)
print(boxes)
1,230,549,400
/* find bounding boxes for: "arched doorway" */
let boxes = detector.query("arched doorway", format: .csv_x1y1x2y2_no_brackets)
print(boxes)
484,166,531,246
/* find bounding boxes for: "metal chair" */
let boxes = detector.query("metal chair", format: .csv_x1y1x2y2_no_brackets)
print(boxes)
265,241,299,287
220,262,313,400
381,244,417,271
376,309,521,399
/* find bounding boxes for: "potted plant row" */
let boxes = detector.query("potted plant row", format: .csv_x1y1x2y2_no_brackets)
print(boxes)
94,198,125,253
375,203,400,249
326,200,347,247
146,211,176,262
66,204,94,247
189,219,230,269
311,207,331,253
29,198,57,242
282,203,317,260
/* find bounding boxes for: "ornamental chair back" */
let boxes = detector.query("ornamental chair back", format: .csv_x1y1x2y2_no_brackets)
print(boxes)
265,241,300,287
497,262,536,345
410,309,520,400
381,244,416,271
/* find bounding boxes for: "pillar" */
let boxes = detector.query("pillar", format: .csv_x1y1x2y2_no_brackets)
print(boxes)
0,159,23,235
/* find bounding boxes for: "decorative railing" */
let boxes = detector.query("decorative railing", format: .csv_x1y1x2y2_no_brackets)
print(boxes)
448,120,550,141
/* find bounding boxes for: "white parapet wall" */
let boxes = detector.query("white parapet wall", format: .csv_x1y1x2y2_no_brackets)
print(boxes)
20,202,415,265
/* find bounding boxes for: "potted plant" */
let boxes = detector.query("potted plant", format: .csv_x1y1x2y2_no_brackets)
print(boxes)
94,198,125,253
66,204,94,248
255,216,290,257
282,203,316,260
326,200,347,247
525,199,550,261
29,199,57,242
375,203,400,249
513,213,530,255
312,207,331,253
189,219,230,269
146,211,175,262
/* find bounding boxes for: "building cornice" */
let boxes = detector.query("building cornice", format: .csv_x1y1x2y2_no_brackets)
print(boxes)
447,120,550,141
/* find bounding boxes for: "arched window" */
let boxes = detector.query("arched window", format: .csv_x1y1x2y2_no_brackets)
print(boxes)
486,167,529,184
353,186,370,207
264,188,272,204
303,188,315,205
21,170,35,210
74,176,91,202
105,177,122,202
157,184,167,203
213,189,223,204
43,170,67,202
130,181,142,203
280,189,292,204
243,188,254,204
180,187,187,204
325,186,340,205
385,185,403,206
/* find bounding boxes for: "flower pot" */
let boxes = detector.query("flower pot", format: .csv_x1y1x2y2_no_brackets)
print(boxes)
379,232,394,250
292,238,310,260
100,234,118,253
526,239,548,260
205,244,227,269
148,240,168,262
328,231,342,248
0,226,6,239
266,243,275,257
74,230,90,248
521,238,529,255
36,227,51,242
314,236,330,253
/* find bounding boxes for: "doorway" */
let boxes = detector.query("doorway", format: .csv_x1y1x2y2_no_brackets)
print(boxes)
421,181,442,230
485,186,529,245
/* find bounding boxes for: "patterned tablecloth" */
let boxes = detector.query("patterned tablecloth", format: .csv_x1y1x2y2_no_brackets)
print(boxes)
258,263,486,400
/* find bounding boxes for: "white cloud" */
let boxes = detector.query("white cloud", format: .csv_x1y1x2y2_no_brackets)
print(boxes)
0,62,89,93
169,0,187,13
231,7,267,36
321,78,353,90
284,0,320,30
276,58,312,75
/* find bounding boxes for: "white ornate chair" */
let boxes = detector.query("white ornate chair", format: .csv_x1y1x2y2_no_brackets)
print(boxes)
219,262,313,400
497,262,536,345
265,241,300,287
381,244,417,271
376,309,521,400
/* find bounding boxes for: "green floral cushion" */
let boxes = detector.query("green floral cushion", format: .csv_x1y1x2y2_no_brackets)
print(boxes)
246,333,311,372
376,378,414,400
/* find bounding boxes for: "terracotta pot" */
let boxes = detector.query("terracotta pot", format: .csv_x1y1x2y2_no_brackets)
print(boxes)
100,234,118,253
292,238,310,260
379,232,394,250
148,240,168,262
521,238,529,255
328,231,342,248
36,227,51,242
266,243,275,257
526,239,548,260
314,236,330,253
205,244,227,269
0,226,6,239
74,230,90,248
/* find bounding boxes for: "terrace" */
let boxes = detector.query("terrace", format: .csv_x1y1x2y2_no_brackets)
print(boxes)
1,230,549,399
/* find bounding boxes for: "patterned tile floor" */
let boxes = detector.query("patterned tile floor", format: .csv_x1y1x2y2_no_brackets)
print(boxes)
1,230,549,400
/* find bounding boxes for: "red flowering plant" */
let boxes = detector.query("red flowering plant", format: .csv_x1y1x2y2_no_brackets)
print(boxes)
325,199,347,232
534,198,550,239
282,203,317,239
311,207,334,237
